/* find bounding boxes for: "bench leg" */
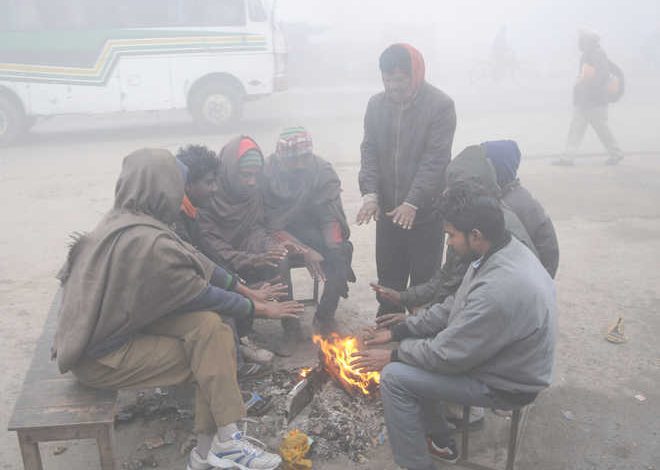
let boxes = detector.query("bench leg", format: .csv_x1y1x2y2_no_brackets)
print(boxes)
460,405,471,460
505,409,522,470
96,424,116,470
17,431,43,470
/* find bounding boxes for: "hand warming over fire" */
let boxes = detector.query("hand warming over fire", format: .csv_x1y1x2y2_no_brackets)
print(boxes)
253,299,304,320
362,327,393,346
237,282,289,302
374,313,406,329
350,349,391,373
370,282,402,306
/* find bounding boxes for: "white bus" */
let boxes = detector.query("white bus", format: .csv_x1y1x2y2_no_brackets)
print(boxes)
0,0,287,145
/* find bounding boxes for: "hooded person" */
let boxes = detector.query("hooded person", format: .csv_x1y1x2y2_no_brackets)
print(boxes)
357,43,457,316
198,136,308,357
53,148,297,470
483,140,560,277
372,144,539,313
198,136,286,280
263,127,356,336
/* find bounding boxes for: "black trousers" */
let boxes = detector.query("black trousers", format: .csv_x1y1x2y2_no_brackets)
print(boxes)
375,215,444,315
287,224,352,322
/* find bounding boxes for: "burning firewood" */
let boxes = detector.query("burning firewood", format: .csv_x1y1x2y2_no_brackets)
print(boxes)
313,333,381,397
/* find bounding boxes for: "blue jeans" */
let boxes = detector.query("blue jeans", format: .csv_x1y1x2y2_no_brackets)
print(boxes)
380,362,514,470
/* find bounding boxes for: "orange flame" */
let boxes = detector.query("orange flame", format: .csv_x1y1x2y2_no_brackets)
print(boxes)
312,333,380,396
299,367,312,378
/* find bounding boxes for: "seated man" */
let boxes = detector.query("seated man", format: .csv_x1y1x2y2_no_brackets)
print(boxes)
372,144,538,313
482,139,560,278
172,144,218,248
199,136,330,355
353,191,556,469
175,144,282,368
263,127,355,336
53,149,302,470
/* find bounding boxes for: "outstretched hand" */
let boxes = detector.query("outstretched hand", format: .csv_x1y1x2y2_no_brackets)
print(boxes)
370,282,402,306
350,349,391,373
254,248,288,268
362,327,393,346
386,204,416,230
356,201,379,225
255,300,305,320
304,249,326,282
375,313,406,329
251,282,289,302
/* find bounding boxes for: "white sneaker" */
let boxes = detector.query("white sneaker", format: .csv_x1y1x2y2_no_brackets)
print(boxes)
239,337,274,365
206,432,282,470
185,447,212,470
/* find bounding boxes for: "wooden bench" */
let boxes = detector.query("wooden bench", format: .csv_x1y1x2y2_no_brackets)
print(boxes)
8,289,118,470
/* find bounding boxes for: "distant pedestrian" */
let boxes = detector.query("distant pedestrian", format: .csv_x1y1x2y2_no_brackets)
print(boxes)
555,29,624,166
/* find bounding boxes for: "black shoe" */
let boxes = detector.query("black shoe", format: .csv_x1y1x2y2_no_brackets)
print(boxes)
427,437,459,464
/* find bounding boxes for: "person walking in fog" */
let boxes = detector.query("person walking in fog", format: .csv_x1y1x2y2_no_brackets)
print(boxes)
357,43,456,316
555,29,625,166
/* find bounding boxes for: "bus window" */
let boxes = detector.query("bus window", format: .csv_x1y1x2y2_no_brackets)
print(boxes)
188,0,247,27
3,0,42,31
247,0,267,22
35,0,86,30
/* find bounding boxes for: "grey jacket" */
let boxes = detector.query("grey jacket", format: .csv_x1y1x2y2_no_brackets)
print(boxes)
502,180,559,278
399,206,537,308
394,237,556,394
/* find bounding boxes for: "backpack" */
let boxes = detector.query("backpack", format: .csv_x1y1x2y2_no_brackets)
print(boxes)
607,60,625,103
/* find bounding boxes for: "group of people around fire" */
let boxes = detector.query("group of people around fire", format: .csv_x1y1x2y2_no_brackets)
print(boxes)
51,32,627,468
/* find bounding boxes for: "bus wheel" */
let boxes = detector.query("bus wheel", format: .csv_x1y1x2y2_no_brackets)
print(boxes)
190,82,243,130
0,95,26,147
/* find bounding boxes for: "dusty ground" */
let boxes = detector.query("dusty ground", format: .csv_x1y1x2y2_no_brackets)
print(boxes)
1,87,660,469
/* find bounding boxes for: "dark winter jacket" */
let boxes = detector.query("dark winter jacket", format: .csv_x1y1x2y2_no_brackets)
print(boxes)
574,45,611,108
399,145,538,308
501,181,559,278
359,83,456,224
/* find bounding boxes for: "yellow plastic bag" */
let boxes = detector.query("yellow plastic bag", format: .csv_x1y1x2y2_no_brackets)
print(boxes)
279,429,313,470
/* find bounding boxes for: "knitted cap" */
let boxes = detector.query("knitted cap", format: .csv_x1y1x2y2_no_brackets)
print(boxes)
238,148,264,169
276,126,313,159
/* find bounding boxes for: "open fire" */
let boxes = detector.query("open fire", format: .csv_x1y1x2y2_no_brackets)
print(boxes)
312,333,380,396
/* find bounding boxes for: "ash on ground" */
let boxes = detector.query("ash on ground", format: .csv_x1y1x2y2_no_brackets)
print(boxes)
249,369,387,463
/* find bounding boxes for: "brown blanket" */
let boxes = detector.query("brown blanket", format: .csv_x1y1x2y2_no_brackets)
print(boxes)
54,149,214,373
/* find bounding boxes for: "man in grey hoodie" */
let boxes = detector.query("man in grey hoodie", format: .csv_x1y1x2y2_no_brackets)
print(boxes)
352,190,556,469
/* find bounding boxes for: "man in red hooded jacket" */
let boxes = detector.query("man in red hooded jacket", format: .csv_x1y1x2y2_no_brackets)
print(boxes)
357,43,457,316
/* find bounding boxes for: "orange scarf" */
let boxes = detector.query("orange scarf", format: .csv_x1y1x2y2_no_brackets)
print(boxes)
181,194,197,219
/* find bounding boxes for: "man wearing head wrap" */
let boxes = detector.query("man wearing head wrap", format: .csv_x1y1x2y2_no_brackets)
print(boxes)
483,140,559,277
53,149,302,470
198,136,308,356
263,127,356,337
555,29,624,166
198,136,288,277
358,43,456,316
175,144,283,369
